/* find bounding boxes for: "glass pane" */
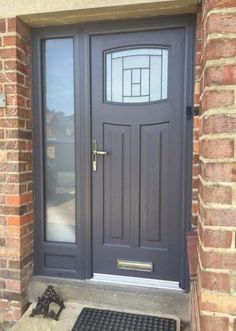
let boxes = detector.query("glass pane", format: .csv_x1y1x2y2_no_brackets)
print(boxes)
106,48,168,103
141,69,149,96
112,58,123,102
132,69,140,84
124,56,149,69
162,50,168,99
150,56,161,101
43,38,75,243
124,70,131,96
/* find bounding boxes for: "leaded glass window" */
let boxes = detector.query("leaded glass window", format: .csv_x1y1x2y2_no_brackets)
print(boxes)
106,48,168,103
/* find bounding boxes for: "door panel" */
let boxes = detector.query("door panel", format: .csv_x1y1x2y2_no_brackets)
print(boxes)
140,123,168,248
91,27,186,281
104,124,131,246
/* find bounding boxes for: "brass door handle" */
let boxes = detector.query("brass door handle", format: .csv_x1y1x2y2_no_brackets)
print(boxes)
92,140,109,171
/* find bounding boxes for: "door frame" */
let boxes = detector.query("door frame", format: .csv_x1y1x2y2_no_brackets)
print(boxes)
32,15,195,290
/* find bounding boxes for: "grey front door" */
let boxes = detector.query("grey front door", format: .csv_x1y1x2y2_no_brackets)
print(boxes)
91,28,186,281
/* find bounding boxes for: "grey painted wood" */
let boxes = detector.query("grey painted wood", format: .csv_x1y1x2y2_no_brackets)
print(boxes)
104,124,131,245
32,26,84,279
140,124,168,247
91,28,186,281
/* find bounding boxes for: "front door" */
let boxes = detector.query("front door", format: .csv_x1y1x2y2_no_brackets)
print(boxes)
33,18,193,286
91,28,187,282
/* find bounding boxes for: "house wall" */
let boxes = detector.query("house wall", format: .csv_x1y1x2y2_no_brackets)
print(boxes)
193,0,236,330
0,0,235,329
0,18,32,321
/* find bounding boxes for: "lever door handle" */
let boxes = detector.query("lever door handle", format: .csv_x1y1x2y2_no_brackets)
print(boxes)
94,150,108,156
92,140,109,171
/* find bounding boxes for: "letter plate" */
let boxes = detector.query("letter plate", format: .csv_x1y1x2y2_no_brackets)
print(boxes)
117,260,153,272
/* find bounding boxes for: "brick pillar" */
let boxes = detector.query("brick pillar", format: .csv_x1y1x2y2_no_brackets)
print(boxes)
0,18,33,322
197,0,236,330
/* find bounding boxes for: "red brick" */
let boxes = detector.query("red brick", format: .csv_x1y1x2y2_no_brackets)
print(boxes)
192,177,199,189
202,115,236,134
200,245,236,269
192,164,199,177
204,208,236,227
206,39,236,60
7,95,26,107
16,19,30,40
7,213,32,226
202,90,234,110
201,139,234,159
0,19,6,33
202,228,232,248
6,196,20,206
200,184,232,204
201,315,229,331
5,280,21,292
0,196,5,205
0,119,19,128
201,162,236,182
201,293,236,315
205,65,236,86
7,18,16,32
0,48,17,59
4,60,17,71
192,201,198,214
207,13,236,34
207,0,236,10
2,36,18,47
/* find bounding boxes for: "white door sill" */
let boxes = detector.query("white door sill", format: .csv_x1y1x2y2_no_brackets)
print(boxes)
91,273,183,291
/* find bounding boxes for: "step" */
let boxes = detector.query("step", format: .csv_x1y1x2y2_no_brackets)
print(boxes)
29,276,190,320
12,275,190,331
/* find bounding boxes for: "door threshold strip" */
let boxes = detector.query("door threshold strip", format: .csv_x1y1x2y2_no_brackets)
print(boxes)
91,273,183,291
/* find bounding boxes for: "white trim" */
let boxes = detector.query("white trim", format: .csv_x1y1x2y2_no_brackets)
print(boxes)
91,273,183,291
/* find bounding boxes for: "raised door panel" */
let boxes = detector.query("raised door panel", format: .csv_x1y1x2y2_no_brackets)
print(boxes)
103,124,131,246
140,123,169,248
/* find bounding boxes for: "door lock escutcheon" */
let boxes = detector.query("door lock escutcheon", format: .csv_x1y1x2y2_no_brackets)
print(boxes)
92,140,109,171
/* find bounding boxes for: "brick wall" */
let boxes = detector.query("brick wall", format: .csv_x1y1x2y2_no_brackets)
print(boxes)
196,0,236,330
0,18,33,322
192,5,202,229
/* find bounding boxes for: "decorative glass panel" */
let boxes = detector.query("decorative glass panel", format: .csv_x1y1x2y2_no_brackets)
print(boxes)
43,38,76,243
106,48,168,103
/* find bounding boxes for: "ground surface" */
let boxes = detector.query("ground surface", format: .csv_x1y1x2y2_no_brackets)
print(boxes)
10,276,191,331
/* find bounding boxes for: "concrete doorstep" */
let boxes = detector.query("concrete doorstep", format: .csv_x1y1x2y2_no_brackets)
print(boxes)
10,276,190,331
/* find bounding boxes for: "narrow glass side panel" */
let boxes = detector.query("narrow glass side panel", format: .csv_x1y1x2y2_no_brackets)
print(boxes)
43,38,76,243
106,48,169,104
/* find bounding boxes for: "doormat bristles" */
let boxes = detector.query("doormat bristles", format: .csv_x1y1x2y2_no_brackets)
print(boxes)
72,307,179,331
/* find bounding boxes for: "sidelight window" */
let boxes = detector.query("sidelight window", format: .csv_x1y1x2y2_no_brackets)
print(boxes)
42,38,76,243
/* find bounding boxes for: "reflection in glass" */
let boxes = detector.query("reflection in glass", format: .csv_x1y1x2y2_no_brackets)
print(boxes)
43,38,75,243
106,48,168,103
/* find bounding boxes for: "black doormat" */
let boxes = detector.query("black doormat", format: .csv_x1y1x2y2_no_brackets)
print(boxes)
72,307,177,331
